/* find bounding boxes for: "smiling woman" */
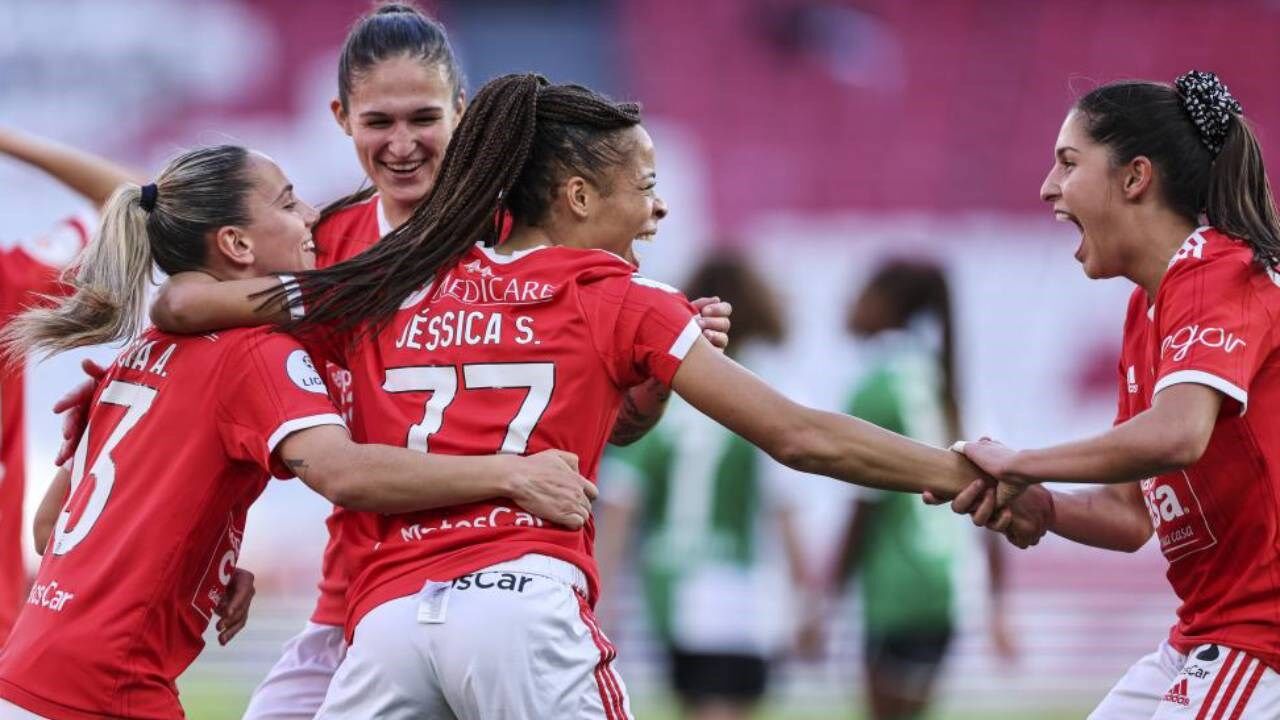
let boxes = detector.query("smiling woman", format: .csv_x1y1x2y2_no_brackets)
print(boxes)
330,3,465,229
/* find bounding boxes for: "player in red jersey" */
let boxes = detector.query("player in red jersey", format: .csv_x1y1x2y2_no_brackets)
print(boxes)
942,72,1280,718
0,144,595,720
0,127,141,645
241,74,994,719
133,7,732,718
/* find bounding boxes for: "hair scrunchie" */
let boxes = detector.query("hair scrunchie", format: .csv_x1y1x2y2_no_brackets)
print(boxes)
139,183,159,213
1175,70,1243,156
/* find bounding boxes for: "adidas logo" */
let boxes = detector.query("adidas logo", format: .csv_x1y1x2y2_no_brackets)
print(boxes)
1163,678,1191,706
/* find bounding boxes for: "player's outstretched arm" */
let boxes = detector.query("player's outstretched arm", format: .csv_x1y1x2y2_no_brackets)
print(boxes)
669,338,986,496
959,383,1220,488
0,126,143,209
33,466,71,555
150,272,293,334
276,425,597,527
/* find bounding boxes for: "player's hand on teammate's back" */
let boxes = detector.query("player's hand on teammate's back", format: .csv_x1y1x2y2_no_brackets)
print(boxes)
52,357,108,466
506,450,597,530
691,296,732,350
215,568,256,646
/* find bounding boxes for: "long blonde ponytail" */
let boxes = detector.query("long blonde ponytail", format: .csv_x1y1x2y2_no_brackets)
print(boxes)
2,144,253,361
3,184,154,359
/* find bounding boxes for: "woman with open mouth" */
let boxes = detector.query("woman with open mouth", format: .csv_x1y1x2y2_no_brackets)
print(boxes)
946,70,1280,719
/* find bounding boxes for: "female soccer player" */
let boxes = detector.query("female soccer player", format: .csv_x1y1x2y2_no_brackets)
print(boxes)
952,71,1280,718
834,259,1012,720
0,127,140,645
249,73,989,720
137,7,733,718
0,145,593,720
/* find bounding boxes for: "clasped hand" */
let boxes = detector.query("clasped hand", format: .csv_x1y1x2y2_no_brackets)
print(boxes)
924,438,1054,549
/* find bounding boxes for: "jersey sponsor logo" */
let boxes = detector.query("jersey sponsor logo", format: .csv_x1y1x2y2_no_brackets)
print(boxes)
326,363,355,423
286,349,328,395
193,522,243,620
1141,474,1217,562
1168,232,1207,267
451,571,535,593
427,260,558,306
1160,325,1247,362
398,505,546,542
1127,365,1139,394
27,579,75,612
1163,677,1191,706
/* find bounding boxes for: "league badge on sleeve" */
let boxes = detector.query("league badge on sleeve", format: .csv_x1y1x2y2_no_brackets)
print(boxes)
286,349,328,395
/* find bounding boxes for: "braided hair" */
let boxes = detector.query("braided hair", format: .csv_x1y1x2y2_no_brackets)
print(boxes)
262,74,642,337
1075,70,1280,268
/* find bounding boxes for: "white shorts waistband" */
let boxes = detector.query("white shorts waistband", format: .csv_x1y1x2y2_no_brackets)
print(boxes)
470,554,588,596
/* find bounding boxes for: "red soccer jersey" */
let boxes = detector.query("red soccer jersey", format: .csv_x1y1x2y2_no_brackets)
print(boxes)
1115,227,1280,671
322,243,699,636
308,195,386,626
0,215,91,644
0,327,344,720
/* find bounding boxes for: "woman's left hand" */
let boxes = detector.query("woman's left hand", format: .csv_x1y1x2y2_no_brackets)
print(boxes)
691,296,732,350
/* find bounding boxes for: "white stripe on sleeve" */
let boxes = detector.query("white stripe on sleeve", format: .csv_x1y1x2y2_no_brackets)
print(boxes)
266,413,347,454
667,317,701,360
1153,370,1248,414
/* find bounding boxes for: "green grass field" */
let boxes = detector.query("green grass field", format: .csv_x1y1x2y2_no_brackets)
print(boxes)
178,680,1086,720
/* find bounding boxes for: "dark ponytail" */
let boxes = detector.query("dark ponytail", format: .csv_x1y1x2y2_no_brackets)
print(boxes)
322,1,464,224
262,74,641,338
851,260,961,441
1076,71,1280,268
1206,117,1280,267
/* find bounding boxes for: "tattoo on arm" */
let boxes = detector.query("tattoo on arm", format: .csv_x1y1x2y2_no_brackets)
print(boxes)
284,457,309,479
609,383,671,446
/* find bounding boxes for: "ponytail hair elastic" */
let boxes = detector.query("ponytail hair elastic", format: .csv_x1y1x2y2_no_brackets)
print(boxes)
1175,70,1243,156
139,183,159,213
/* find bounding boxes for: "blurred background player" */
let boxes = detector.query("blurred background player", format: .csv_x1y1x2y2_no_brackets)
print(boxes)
0,126,139,645
834,259,1014,720
597,253,813,720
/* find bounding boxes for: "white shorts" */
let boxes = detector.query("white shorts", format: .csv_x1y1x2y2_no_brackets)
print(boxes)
242,621,347,720
1090,641,1280,719
316,554,632,720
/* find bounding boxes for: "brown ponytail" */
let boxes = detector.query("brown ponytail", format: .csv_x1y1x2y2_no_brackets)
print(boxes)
1206,118,1280,267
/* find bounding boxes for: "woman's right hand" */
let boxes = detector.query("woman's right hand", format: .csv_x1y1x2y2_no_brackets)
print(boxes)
504,450,597,529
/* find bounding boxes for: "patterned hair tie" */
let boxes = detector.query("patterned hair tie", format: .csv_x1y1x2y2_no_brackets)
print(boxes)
1175,70,1243,156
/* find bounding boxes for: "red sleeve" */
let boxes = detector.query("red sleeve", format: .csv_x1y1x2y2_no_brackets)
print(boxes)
0,215,91,315
1152,256,1273,413
586,275,700,388
216,330,347,479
